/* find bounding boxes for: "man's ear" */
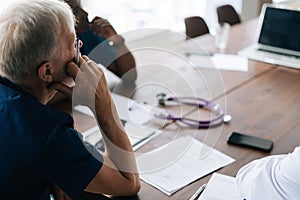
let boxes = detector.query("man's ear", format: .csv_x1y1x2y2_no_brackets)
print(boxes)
38,62,53,83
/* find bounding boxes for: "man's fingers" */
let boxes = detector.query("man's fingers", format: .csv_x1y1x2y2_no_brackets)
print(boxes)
92,16,103,23
93,18,108,25
49,82,73,99
66,61,80,79
65,56,87,79
92,18,111,30
78,55,90,66
81,55,89,62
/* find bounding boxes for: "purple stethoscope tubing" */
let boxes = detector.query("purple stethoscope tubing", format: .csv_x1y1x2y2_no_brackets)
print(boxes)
156,93,231,129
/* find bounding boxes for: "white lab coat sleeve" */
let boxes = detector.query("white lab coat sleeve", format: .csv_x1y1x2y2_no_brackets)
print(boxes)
236,147,300,200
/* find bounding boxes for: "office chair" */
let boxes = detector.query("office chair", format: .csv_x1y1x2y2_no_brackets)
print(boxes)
217,4,241,26
184,16,210,39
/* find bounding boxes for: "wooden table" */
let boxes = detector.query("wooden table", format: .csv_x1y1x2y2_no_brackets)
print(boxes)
72,18,300,199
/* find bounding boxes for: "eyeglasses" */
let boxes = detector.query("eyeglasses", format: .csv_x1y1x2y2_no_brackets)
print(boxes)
75,37,81,64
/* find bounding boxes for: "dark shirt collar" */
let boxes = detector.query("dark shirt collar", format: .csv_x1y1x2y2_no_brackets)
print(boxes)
0,76,37,100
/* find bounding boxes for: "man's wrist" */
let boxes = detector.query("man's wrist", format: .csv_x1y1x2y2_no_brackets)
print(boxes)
108,35,125,47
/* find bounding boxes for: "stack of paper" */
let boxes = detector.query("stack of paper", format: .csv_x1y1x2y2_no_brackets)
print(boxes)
74,93,153,125
198,173,242,200
82,121,162,152
189,53,248,72
75,93,163,151
136,136,235,195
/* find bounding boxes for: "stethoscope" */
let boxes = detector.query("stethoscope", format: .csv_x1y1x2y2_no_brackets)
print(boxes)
154,93,232,128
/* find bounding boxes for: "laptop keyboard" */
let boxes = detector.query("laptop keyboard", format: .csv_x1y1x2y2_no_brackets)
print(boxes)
258,48,300,59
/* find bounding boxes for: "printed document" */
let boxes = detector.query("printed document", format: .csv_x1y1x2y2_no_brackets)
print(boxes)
137,136,235,195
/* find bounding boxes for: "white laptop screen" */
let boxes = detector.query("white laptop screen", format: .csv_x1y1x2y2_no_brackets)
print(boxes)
258,6,300,52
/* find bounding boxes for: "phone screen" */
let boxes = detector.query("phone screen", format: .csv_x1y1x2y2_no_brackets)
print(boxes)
227,132,273,152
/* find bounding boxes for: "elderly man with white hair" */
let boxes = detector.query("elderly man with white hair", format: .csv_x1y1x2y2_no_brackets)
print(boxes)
0,0,140,199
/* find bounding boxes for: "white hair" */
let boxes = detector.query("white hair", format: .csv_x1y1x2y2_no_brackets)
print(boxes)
0,0,75,82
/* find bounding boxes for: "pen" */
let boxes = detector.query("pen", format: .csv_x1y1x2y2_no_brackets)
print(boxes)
185,51,213,57
50,194,55,200
189,183,206,200
132,130,157,148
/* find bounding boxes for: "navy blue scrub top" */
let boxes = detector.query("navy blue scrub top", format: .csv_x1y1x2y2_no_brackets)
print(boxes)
0,77,102,199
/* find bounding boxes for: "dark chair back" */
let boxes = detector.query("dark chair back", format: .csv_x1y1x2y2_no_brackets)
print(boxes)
184,16,209,39
217,4,241,26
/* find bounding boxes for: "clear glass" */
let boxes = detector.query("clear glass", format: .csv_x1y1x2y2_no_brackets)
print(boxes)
215,23,231,49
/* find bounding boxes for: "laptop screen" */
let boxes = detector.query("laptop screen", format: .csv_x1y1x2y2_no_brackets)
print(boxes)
259,6,300,52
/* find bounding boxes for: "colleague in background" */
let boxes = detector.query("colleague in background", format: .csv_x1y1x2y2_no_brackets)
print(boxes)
0,0,140,199
65,0,137,83
237,147,300,199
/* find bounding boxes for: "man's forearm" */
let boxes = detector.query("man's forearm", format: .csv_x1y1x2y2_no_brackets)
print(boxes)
110,41,137,81
94,95,138,175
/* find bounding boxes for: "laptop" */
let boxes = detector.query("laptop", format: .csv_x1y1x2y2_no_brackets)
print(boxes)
238,4,300,69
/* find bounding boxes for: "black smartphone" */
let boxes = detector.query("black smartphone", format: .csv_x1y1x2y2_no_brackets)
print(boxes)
227,132,273,152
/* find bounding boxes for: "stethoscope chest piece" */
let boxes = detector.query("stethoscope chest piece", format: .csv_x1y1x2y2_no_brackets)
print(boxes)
223,114,232,123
